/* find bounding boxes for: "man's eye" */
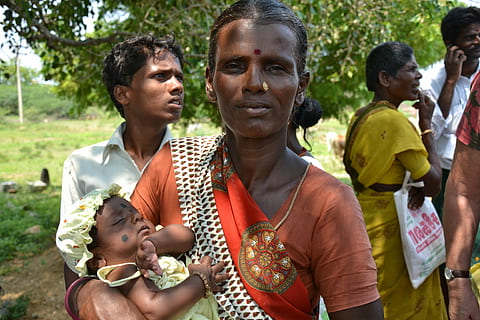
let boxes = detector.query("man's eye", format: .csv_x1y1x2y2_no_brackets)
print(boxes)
466,34,480,41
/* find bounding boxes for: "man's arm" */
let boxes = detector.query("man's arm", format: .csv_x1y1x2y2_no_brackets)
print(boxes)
437,45,466,119
60,157,83,289
64,263,79,290
60,156,82,220
329,299,384,320
77,279,147,320
443,141,480,320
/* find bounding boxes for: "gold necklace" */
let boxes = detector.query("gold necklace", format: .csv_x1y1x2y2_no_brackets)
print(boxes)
274,163,311,230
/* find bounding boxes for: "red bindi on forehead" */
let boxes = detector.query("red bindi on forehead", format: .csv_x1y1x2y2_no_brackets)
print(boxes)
254,49,262,55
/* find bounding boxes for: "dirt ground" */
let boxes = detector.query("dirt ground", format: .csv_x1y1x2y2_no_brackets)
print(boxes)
0,245,69,320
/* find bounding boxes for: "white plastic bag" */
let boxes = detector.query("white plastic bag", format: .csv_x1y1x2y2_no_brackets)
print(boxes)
393,171,446,289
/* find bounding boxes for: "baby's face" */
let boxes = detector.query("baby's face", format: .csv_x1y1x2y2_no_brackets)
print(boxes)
94,196,155,264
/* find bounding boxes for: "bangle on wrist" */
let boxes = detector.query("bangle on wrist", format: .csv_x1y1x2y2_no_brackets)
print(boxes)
421,128,434,136
191,271,212,298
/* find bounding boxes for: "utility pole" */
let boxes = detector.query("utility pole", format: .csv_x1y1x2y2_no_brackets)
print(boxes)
15,48,24,124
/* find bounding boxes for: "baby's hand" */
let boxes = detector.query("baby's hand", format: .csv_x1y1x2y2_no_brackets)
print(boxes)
188,256,229,294
136,238,162,278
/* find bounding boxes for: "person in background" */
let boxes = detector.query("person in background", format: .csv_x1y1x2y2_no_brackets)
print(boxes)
287,96,324,169
420,6,480,219
59,34,184,319
443,71,480,320
60,34,184,218
420,6,480,309
343,41,446,319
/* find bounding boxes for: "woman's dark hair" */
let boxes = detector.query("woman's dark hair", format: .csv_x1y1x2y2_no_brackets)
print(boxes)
365,41,414,92
208,0,308,77
103,34,184,118
441,7,480,44
291,97,323,149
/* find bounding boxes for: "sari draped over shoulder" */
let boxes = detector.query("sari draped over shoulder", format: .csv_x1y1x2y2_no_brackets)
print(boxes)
344,101,427,190
169,135,314,320
344,101,448,319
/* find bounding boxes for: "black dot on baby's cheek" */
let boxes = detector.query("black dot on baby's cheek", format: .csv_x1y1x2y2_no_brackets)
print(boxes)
122,234,128,242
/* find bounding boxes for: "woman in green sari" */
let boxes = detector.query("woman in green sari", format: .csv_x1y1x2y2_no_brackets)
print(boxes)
343,41,447,319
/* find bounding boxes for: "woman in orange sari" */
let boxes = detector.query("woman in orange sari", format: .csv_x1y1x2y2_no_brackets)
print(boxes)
343,41,446,319
132,0,383,319
70,1,384,319
131,1,383,319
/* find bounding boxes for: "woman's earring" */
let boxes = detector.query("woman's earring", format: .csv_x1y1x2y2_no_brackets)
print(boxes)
262,81,269,91
207,85,217,102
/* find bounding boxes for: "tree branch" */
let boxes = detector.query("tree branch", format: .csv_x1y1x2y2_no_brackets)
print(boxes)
2,1,134,50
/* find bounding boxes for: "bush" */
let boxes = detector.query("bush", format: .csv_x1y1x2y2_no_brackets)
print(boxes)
0,84,73,121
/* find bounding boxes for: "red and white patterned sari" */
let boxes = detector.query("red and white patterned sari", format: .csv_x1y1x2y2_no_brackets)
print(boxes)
170,135,314,320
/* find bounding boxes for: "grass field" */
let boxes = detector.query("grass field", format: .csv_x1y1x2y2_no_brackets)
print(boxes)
0,114,349,268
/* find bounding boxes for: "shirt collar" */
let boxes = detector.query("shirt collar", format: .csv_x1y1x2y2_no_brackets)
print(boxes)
101,122,127,164
101,122,173,165
109,122,127,148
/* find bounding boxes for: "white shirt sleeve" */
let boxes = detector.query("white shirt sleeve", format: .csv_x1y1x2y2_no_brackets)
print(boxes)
60,156,81,221
431,106,449,140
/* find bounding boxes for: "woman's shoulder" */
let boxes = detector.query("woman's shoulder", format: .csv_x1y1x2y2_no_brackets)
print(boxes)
151,135,221,161
297,168,361,221
168,135,223,155
305,166,354,197
171,134,222,144
301,155,323,169
362,106,411,130
350,103,405,129
368,105,404,119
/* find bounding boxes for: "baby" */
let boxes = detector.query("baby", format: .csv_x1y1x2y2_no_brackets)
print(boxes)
56,184,226,320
